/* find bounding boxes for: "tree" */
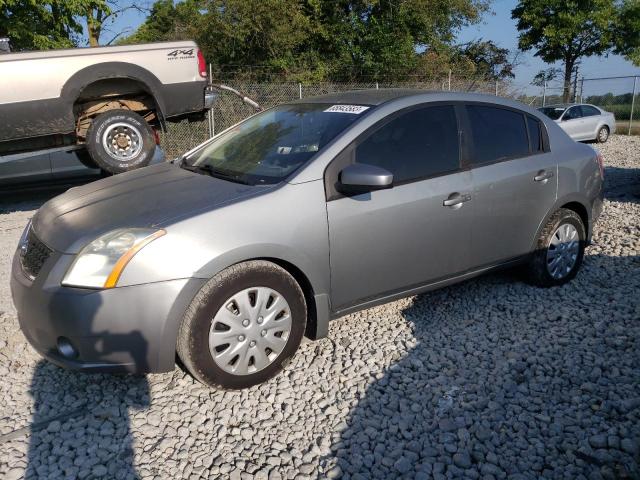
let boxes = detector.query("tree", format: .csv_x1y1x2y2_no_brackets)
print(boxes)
84,1,149,47
123,0,490,82
512,0,621,102
119,0,200,45
613,0,640,65
460,40,517,80
531,67,561,87
300,0,490,81
0,0,92,50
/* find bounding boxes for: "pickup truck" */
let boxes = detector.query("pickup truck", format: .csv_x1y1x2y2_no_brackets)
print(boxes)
0,41,215,174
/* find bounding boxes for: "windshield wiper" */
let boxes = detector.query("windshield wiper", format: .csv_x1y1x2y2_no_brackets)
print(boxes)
183,163,251,185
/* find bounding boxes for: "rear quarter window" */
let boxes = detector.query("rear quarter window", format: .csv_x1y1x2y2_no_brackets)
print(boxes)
527,116,543,153
466,105,529,165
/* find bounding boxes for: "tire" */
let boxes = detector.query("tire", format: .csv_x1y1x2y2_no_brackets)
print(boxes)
596,126,609,143
177,261,307,389
85,109,155,174
524,208,586,287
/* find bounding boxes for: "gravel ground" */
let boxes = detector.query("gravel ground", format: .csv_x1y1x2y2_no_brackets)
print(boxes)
0,135,639,480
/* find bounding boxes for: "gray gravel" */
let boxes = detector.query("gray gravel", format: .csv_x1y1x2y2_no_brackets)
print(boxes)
1,135,639,480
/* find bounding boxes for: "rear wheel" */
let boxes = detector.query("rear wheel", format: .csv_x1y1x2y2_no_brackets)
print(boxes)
596,126,609,143
177,261,307,389
85,109,155,174
524,208,586,287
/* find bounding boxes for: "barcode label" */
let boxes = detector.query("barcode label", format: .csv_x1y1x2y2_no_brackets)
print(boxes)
323,105,370,114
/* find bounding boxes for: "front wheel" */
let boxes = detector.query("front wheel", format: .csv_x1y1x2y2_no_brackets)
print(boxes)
85,109,156,174
596,126,609,143
177,261,307,389
524,208,586,287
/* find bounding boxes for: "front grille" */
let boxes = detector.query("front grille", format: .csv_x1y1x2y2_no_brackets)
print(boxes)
20,229,53,279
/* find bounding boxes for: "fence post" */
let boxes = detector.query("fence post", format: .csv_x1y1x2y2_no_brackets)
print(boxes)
495,79,499,96
448,70,451,91
376,81,379,90
542,80,547,107
299,83,302,99
579,76,584,103
208,63,214,137
630,76,638,136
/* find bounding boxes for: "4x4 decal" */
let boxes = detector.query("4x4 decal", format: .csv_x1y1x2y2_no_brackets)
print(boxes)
167,49,195,60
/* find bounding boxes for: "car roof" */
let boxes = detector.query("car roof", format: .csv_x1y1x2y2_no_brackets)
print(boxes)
293,88,531,108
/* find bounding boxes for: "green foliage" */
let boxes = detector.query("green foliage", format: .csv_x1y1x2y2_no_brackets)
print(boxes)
118,0,201,45
0,0,101,50
460,40,515,80
120,0,494,82
512,0,616,64
613,0,640,66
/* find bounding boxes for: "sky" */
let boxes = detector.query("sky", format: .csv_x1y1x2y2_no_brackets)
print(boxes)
110,0,640,96
458,0,640,95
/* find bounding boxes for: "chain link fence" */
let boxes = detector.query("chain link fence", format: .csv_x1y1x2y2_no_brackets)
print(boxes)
522,75,639,136
579,76,639,136
161,75,514,158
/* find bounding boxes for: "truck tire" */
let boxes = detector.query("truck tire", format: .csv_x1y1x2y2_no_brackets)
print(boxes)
86,109,155,174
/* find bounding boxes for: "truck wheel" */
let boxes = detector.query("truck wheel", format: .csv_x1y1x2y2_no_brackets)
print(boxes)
86,109,155,174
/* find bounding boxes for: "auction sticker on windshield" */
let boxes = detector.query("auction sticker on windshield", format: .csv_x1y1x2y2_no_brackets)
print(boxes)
324,105,370,114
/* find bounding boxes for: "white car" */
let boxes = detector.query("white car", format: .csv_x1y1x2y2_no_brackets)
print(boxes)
538,104,616,143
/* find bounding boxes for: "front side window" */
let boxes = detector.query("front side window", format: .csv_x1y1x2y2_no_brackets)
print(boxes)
355,105,460,183
466,105,529,165
580,105,601,117
185,103,367,185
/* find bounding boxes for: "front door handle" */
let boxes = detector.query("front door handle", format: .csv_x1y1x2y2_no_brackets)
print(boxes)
534,170,554,182
443,192,472,207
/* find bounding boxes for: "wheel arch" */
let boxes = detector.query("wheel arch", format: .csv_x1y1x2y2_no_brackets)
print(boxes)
61,62,168,122
193,246,331,341
530,195,593,252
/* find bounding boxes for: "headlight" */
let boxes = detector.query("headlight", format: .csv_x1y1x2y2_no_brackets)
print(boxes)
18,219,32,255
62,228,165,289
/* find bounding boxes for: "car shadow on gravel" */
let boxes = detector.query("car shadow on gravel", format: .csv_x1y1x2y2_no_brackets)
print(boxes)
25,361,150,480
24,310,152,480
325,254,640,479
604,167,640,204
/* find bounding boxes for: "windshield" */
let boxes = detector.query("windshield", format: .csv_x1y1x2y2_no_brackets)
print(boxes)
538,106,566,120
184,103,370,185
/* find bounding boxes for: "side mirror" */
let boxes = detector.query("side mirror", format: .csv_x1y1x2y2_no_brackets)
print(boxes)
338,163,393,194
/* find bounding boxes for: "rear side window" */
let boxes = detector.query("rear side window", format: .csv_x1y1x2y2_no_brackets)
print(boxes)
527,116,543,153
466,105,529,165
355,105,459,183
563,106,582,120
580,105,600,117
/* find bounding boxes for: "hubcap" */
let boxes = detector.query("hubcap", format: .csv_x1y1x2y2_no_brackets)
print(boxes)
546,223,580,279
102,122,143,161
599,128,608,142
208,287,292,375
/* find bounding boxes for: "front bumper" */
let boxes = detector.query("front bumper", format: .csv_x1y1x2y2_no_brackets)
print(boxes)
10,249,205,373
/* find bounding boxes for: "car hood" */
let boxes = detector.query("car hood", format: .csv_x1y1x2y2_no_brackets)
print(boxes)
32,162,270,253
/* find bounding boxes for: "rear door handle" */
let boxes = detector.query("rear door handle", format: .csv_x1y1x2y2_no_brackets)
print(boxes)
534,170,554,182
443,192,472,207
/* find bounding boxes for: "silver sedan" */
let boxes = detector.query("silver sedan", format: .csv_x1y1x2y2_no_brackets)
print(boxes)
538,103,616,143
11,90,604,389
